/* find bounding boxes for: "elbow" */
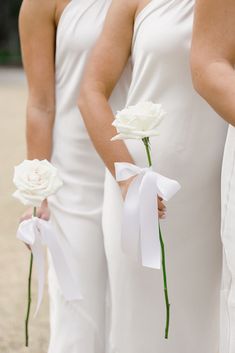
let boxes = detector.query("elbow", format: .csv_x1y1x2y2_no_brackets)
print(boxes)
190,45,215,99
190,56,208,97
27,94,55,125
77,78,96,114
26,104,55,134
77,85,89,113
78,80,108,115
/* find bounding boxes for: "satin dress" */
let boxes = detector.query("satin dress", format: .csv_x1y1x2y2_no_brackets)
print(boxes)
103,1,228,352
221,125,235,353
47,1,130,352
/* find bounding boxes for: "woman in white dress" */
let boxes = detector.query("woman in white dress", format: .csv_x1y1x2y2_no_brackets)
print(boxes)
191,1,235,352
19,0,131,352
79,0,228,352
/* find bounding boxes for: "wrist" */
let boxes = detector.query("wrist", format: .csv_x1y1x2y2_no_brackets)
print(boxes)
118,176,136,199
41,199,48,208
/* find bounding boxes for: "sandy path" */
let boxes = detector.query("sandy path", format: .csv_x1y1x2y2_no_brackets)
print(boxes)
0,68,49,353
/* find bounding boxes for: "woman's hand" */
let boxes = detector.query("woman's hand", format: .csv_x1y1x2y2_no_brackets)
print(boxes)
119,178,166,219
158,197,166,219
20,200,50,250
20,199,50,223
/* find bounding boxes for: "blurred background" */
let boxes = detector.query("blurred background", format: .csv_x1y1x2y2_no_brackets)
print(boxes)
0,0,21,66
0,1,49,352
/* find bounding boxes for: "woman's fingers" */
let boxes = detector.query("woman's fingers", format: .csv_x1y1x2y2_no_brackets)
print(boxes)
158,197,166,219
159,210,166,219
19,200,50,223
40,200,50,220
19,201,50,251
19,208,33,223
158,197,165,210
119,183,167,219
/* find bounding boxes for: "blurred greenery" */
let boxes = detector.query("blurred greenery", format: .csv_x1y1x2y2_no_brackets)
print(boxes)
0,0,22,66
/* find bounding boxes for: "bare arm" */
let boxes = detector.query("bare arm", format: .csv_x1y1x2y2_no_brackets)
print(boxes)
19,0,57,160
191,0,235,126
78,0,141,176
19,0,59,220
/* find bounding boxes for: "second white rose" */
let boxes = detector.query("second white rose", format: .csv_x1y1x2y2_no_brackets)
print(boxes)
111,101,166,141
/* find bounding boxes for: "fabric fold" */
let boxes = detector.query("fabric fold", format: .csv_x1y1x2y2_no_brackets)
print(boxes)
115,162,181,269
17,218,82,316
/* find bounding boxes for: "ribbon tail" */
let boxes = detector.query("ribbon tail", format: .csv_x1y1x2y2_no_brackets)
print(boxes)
41,222,82,301
16,219,35,246
114,163,181,270
139,172,161,269
16,219,44,316
122,175,142,261
31,235,45,317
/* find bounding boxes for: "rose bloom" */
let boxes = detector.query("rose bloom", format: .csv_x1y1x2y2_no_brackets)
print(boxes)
13,159,63,207
111,101,166,141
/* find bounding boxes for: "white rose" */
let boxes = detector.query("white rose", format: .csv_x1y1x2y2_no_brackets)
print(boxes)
111,101,166,141
13,159,63,207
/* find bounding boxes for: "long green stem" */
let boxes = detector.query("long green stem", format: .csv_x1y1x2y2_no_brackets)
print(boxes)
143,137,152,167
25,207,36,347
143,137,170,339
159,225,170,339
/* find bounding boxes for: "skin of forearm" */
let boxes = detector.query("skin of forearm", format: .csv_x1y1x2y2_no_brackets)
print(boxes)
192,60,235,127
26,105,54,160
78,89,134,177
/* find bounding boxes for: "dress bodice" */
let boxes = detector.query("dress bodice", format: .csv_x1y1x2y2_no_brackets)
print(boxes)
55,0,111,109
126,0,227,173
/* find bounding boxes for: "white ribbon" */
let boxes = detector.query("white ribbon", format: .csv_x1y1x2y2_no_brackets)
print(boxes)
17,218,82,316
115,162,181,269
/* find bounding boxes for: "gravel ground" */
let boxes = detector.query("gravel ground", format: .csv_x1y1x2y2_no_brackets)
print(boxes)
0,68,49,353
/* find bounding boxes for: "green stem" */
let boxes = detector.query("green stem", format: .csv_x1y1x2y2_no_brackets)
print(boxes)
25,207,36,347
159,225,170,339
143,137,152,167
143,137,170,339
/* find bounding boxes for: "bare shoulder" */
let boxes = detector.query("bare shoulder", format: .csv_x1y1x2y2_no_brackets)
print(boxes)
111,0,139,10
194,0,235,23
19,0,57,26
108,0,140,17
107,0,152,22
193,0,235,49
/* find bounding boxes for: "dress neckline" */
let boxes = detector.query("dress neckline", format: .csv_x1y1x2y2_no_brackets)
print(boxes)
134,0,179,29
135,0,155,24
57,1,74,30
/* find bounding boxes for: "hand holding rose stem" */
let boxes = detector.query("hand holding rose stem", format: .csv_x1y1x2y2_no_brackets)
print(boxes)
13,159,63,347
142,137,170,339
112,102,170,339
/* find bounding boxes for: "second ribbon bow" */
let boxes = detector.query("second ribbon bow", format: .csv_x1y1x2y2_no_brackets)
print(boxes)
115,162,181,269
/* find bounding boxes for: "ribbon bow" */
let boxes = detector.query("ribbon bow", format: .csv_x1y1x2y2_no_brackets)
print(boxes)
115,162,181,269
17,218,82,316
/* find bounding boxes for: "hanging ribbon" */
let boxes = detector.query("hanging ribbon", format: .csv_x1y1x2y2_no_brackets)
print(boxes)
115,162,181,269
17,217,82,316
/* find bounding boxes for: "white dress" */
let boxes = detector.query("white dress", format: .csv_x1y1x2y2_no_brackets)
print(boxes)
221,125,235,353
103,0,228,352
47,1,130,352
